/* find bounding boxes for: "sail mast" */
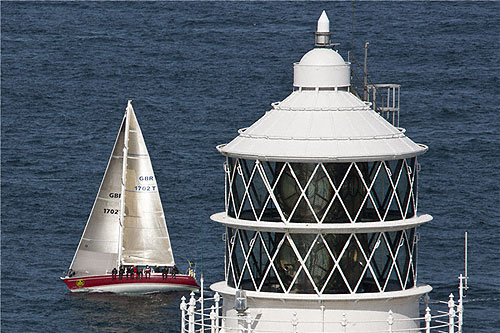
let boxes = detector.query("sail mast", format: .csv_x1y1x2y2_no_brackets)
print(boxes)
117,100,132,268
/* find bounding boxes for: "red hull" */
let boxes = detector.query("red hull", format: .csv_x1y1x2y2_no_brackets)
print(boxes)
62,273,199,293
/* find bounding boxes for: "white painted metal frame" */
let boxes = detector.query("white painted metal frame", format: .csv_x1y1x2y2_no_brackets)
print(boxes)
225,158,417,224
225,227,417,295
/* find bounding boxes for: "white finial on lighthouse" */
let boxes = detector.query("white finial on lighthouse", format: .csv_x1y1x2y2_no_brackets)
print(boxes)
317,10,330,33
315,10,331,47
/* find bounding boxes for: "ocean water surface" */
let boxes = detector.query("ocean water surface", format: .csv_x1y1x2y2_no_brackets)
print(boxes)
1,2,499,332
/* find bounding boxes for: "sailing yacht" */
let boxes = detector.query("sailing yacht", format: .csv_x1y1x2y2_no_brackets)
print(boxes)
62,101,199,293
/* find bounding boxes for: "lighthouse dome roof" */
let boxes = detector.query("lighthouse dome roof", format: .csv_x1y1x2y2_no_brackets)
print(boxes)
299,48,345,66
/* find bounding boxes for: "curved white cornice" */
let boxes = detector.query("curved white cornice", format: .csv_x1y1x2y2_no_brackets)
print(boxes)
211,281,432,301
210,212,432,233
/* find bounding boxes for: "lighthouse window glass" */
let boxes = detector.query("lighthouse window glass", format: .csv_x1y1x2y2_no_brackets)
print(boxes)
226,158,417,223
225,228,417,294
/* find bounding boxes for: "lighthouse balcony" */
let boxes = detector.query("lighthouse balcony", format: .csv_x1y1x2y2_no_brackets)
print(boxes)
223,157,421,224
181,284,467,333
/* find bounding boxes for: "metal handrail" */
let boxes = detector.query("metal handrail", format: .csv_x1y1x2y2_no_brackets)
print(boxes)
180,291,464,333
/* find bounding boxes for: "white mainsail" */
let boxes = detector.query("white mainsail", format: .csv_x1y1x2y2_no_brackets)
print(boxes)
120,103,175,266
69,101,175,276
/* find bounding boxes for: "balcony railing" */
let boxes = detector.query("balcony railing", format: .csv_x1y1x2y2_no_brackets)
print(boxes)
180,275,467,333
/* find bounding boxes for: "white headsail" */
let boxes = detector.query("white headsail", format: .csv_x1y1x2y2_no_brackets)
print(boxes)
69,101,175,276
69,116,125,276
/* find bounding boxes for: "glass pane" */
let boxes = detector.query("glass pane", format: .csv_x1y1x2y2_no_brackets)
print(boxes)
323,163,351,223
305,236,334,292
339,236,365,291
356,266,379,293
239,264,254,290
385,265,401,291
261,198,283,222
249,166,269,219
249,232,269,290
396,230,410,289
239,193,254,220
289,196,313,223
323,268,350,294
290,234,315,260
373,162,393,220
324,163,350,189
322,234,350,293
274,236,299,291
232,230,245,287
306,165,334,222
386,160,404,221
240,159,255,183
383,231,403,291
323,234,349,260
290,267,315,294
240,230,256,253
260,264,284,293
226,228,234,287
290,162,314,189
397,159,412,218
275,163,300,221
231,160,245,219
371,233,392,289
263,161,280,189
338,164,367,222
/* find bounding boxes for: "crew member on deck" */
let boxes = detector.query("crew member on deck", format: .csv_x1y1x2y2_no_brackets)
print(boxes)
162,266,168,279
145,265,151,279
111,267,118,279
133,266,138,279
172,265,179,279
119,266,124,280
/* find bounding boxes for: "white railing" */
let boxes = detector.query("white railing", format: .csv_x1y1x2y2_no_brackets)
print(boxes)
180,275,466,333
366,84,400,128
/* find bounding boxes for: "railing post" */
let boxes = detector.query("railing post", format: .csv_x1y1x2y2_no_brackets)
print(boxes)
458,275,464,333
201,274,205,333
189,291,196,333
291,312,298,333
180,296,187,333
341,313,347,333
210,305,217,333
387,310,394,333
214,292,221,333
448,293,455,333
320,305,325,333
425,306,431,333
246,315,252,333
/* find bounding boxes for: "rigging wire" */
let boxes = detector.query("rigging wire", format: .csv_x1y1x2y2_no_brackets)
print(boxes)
351,0,355,56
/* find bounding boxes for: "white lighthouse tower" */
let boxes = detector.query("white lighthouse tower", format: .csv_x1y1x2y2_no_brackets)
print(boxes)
180,11,466,333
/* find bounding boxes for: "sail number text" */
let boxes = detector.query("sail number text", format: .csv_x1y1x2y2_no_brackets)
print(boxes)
103,208,119,214
135,185,157,191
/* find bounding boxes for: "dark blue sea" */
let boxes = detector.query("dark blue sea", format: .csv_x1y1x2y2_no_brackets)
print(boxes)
1,1,499,332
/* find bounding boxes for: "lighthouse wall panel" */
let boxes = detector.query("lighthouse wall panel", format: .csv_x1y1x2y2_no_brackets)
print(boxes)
218,292,423,332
